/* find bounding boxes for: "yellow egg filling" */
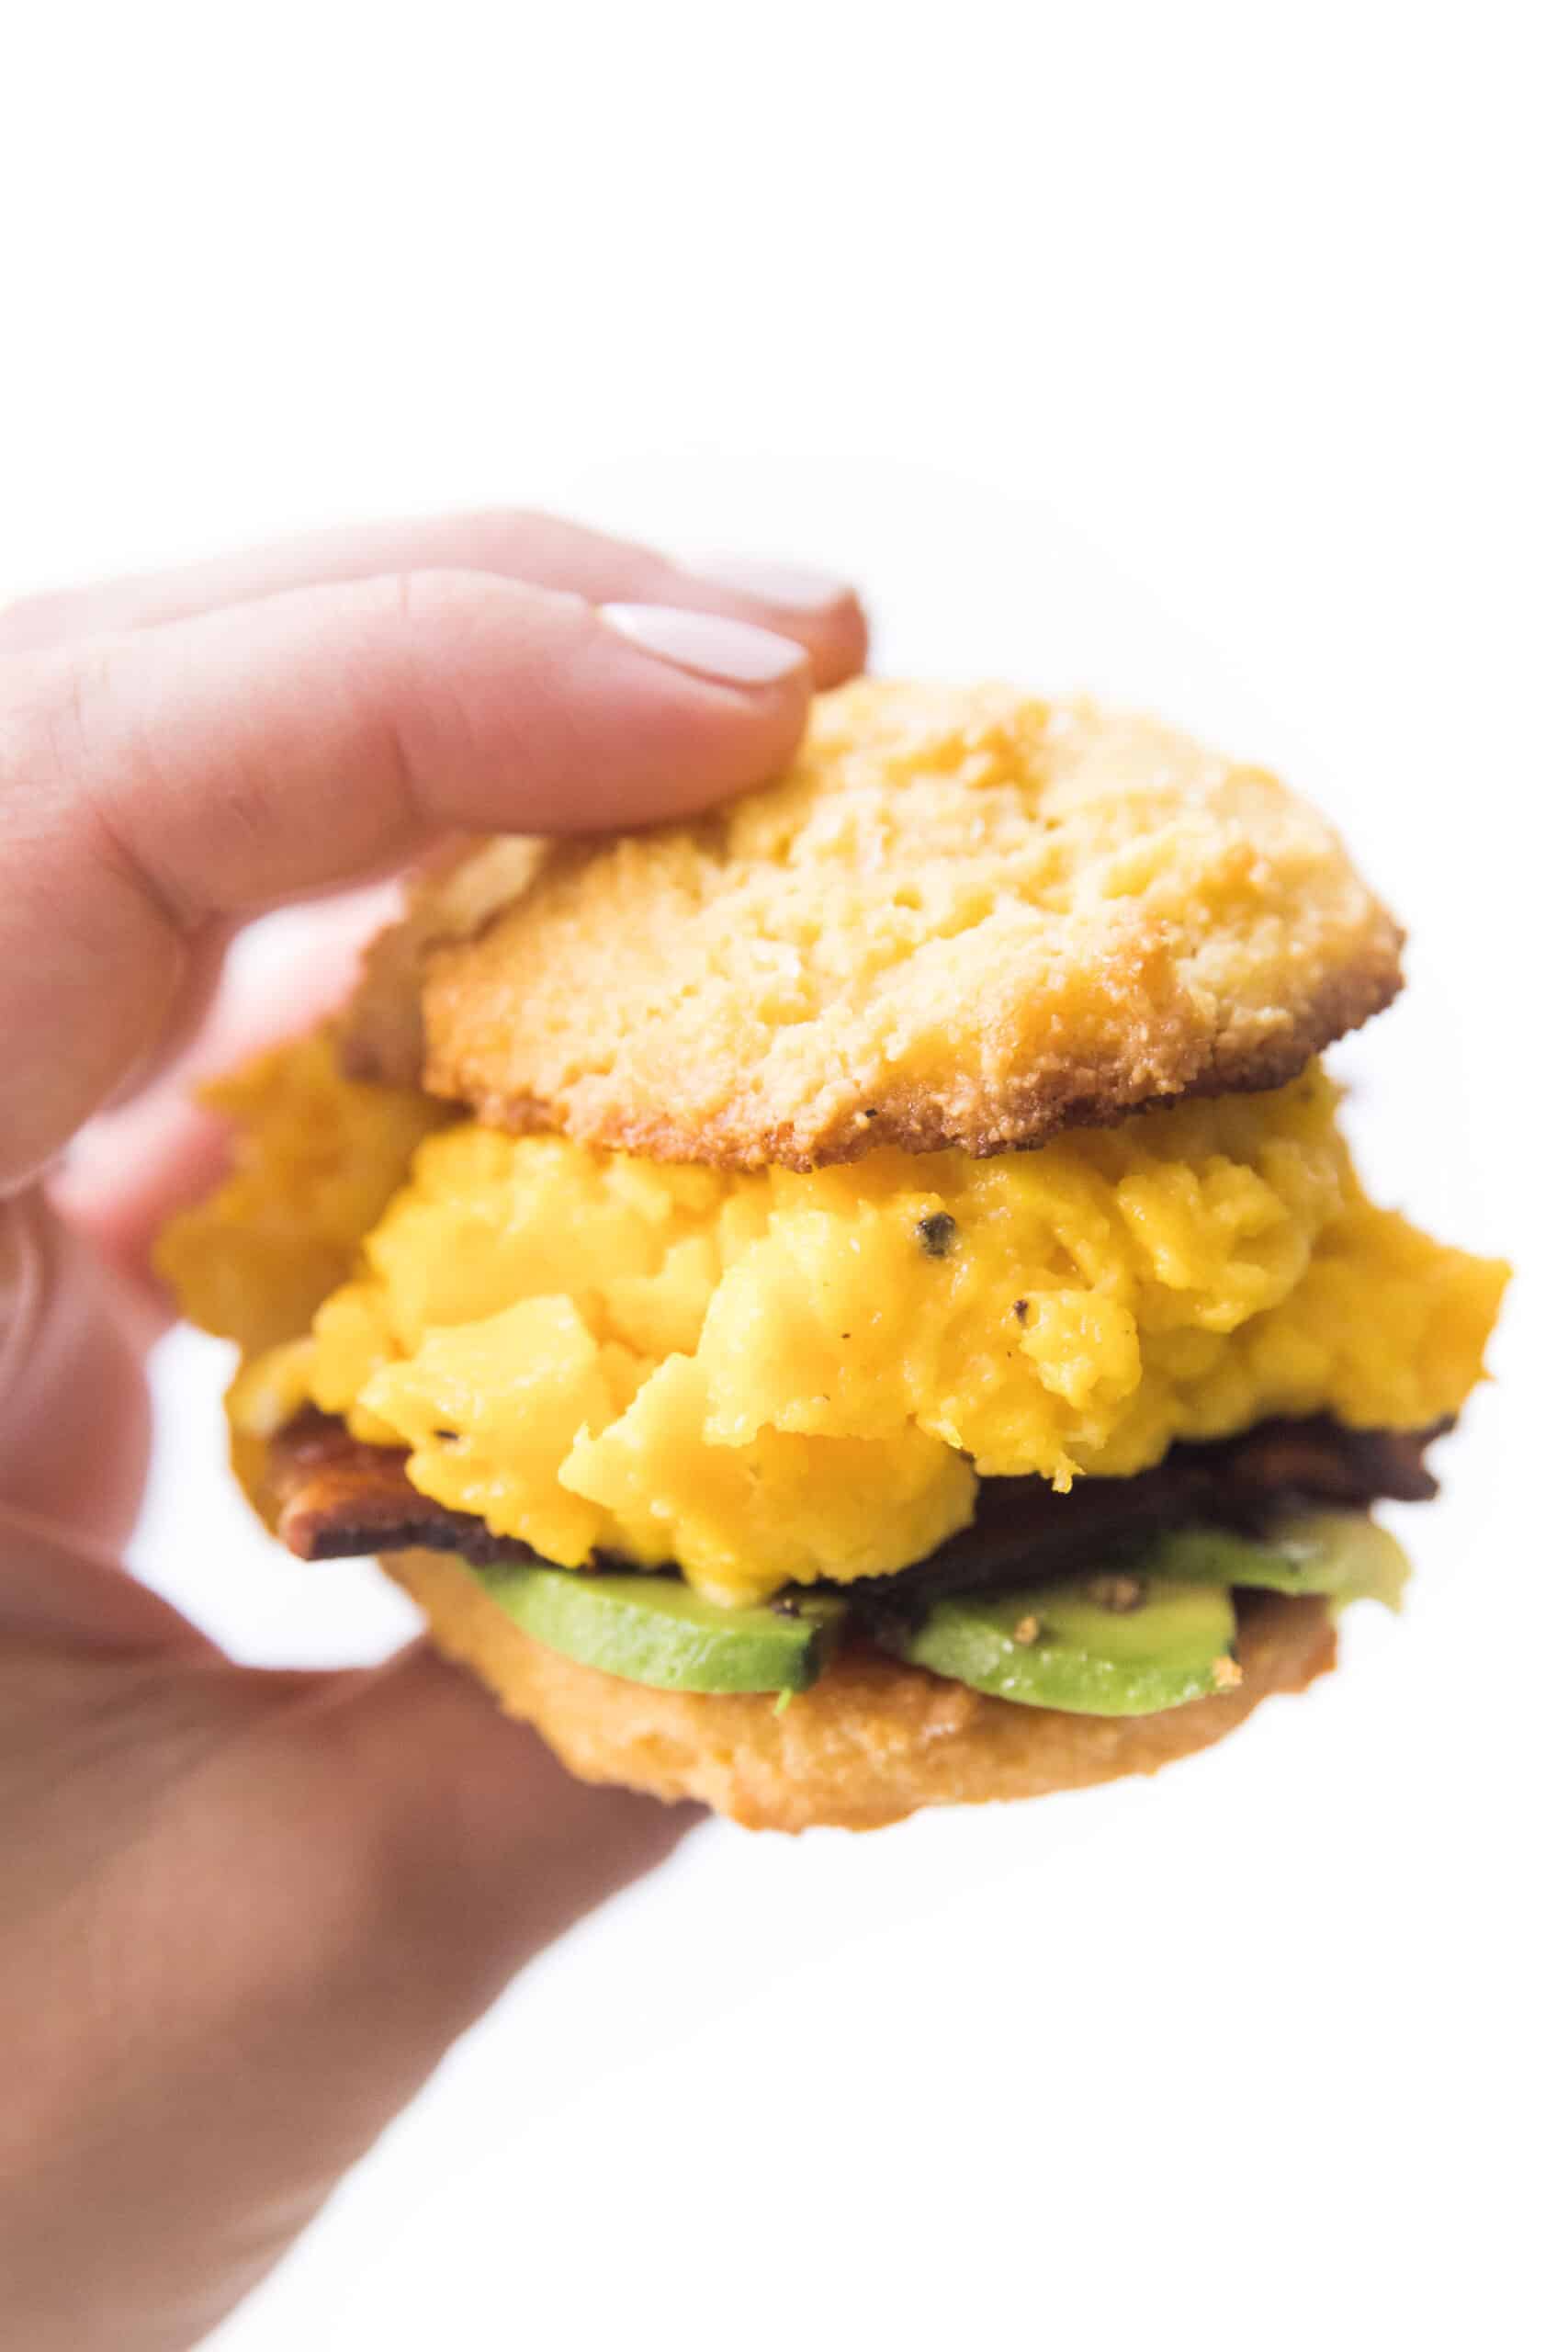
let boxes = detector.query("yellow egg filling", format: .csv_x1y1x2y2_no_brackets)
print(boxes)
160,1037,1507,1609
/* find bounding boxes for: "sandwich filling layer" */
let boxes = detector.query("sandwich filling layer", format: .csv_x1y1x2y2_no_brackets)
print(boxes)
161,1033,1505,1611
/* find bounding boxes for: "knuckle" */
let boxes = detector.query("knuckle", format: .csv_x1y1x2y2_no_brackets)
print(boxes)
384,563,560,621
368,565,492,642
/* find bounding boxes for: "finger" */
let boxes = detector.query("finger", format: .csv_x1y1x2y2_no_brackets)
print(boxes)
0,571,815,1189
0,1609,694,2346
0,1198,156,1555
0,505,869,689
0,1503,220,1657
54,1101,231,1317
103,916,237,1105
100,881,402,1116
321,1645,700,2010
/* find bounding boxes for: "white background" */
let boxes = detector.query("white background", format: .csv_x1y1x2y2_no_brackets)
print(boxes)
3,6,1563,2348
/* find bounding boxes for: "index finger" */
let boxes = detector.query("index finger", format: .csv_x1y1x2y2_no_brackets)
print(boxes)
0,506,867,689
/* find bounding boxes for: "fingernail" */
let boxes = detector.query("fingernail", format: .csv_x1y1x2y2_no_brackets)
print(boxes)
600,603,807,686
679,554,853,614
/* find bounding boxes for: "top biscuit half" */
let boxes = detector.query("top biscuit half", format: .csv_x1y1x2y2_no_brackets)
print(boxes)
343,681,1404,1170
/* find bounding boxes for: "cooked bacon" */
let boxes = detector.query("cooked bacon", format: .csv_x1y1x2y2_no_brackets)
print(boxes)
266,1411,546,1566
874,1414,1444,1609
268,1408,1445,1600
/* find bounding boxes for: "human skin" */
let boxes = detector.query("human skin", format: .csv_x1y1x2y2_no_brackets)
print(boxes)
0,513,867,2350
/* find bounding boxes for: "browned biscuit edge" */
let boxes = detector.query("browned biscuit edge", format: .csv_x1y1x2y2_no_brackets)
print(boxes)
433,936,1402,1170
381,1547,1338,1832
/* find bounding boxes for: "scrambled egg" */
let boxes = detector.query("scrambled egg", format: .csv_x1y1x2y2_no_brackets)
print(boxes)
156,1031,448,1355
162,1038,1507,1608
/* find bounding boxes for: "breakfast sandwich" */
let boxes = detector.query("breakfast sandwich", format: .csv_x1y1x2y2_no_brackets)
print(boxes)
159,682,1507,1830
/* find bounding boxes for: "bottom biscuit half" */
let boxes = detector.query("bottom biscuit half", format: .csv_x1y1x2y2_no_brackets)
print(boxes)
381,1548,1338,1833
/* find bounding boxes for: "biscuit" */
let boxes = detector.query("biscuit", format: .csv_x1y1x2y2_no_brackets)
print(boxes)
350,682,1403,1169
382,1546,1337,1832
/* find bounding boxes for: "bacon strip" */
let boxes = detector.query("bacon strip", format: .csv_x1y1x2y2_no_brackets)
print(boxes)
265,1412,543,1566
875,1415,1443,1609
268,1408,1445,1597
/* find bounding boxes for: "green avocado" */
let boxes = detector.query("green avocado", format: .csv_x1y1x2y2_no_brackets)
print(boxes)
875,1574,1239,1715
1143,1510,1411,1611
478,1564,845,1693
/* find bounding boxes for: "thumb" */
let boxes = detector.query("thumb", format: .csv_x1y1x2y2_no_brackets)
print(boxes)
308,1639,697,2027
0,1511,692,2352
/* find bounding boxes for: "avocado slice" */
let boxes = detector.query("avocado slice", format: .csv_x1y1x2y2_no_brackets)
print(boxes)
1143,1510,1411,1611
479,1564,845,1693
876,1574,1239,1715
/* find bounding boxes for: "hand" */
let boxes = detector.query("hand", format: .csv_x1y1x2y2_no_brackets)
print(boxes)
0,514,868,2351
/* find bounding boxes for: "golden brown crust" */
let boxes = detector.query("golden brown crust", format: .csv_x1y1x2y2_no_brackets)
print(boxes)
382,1546,1338,1832
449,955,1400,1169
340,835,549,1091
345,683,1403,1170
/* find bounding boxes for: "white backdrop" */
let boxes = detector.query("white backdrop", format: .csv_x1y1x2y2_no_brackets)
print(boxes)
3,6,1562,2348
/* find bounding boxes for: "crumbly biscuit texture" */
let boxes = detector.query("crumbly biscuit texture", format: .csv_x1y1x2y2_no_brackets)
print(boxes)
391,682,1402,1168
383,1547,1337,1832
342,836,547,1090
